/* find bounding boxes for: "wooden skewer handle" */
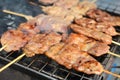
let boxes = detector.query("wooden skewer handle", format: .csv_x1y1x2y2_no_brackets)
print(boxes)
0,53,25,72
108,51,120,58
104,70,120,78
0,44,7,52
112,41,120,46
3,10,33,20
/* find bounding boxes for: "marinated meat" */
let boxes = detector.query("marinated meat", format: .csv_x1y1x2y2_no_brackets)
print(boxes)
45,42,65,60
18,22,40,37
23,32,62,57
86,9,120,26
68,33,110,56
23,34,46,57
70,24,112,44
46,34,103,74
42,0,96,21
31,14,70,34
75,18,118,36
1,30,29,52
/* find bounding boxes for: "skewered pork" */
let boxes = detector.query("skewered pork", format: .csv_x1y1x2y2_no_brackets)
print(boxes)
75,18,118,36
23,32,62,57
68,33,110,56
70,24,112,44
42,0,96,21
1,30,29,52
86,9,111,22
18,22,40,36
45,36,103,74
86,9,120,26
29,14,70,34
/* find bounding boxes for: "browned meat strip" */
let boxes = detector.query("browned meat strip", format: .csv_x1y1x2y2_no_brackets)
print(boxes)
112,16,120,26
42,0,96,21
87,9,120,26
45,42,65,60
46,35,103,74
73,52,103,74
31,14,70,34
68,33,110,56
86,9,120,26
96,22,118,36
86,9,112,22
23,32,62,57
75,18,118,36
70,24,112,44
1,30,29,52
23,34,46,57
18,22,40,37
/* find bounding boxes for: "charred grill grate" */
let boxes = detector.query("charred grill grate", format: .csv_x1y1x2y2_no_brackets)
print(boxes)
0,0,120,80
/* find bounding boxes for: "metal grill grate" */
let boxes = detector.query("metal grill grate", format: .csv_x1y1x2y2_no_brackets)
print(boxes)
0,0,120,80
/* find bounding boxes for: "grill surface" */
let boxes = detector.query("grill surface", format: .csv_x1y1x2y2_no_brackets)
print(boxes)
0,0,120,80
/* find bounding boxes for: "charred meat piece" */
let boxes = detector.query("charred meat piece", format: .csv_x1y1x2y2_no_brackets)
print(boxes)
18,22,40,37
96,22,118,36
1,30,29,52
23,32,62,57
75,18,97,28
46,35,103,74
70,24,112,44
88,41,110,56
31,14,70,34
45,42,65,60
69,33,110,56
86,9,112,22
23,34,46,57
42,6,74,22
42,0,96,21
73,51,103,74
112,16,120,26
75,18,118,36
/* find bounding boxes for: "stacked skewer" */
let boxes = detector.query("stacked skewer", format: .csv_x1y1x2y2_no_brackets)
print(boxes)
1,0,120,78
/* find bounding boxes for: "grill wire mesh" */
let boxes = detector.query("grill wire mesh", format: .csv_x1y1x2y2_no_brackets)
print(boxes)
0,0,120,80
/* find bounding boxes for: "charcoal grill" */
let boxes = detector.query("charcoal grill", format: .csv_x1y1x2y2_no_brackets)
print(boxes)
0,0,120,80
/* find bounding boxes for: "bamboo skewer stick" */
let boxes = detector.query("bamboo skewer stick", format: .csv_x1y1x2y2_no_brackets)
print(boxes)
0,44,7,51
112,41,120,46
108,51,120,58
3,10,33,20
103,70,120,78
0,53,25,72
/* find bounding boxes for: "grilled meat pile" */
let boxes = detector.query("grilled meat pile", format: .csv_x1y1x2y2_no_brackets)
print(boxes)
1,0,120,75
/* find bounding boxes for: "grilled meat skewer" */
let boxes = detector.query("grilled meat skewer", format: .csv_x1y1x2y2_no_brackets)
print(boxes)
45,38,103,74
0,30,29,52
23,32,62,57
68,33,110,56
75,18,118,36
86,9,120,26
70,24,112,44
